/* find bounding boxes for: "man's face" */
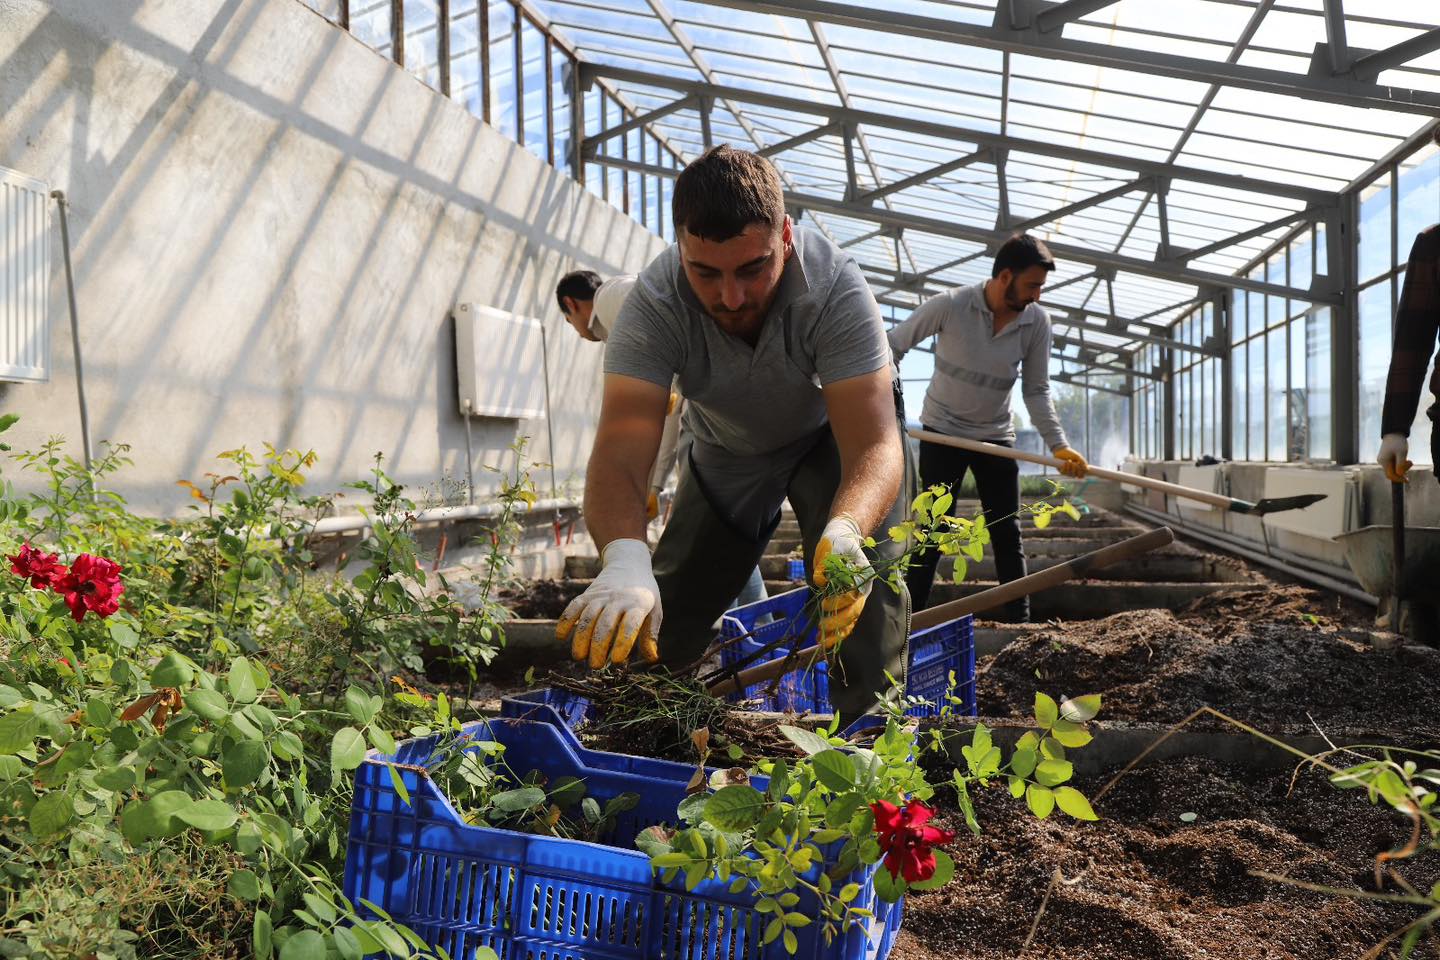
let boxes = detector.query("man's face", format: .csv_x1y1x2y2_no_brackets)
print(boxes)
1002,265,1049,312
561,296,600,341
678,218,792,339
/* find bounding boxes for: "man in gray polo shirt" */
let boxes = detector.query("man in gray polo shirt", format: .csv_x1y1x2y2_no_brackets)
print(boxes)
555,144,911,720
889,234,1088,622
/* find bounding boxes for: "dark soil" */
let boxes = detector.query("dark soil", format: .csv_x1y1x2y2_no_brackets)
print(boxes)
497,579,586,619
893,756,1440,960
978,587,1440,737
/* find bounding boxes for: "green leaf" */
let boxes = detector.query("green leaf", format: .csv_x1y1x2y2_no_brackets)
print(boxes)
177,799,238,831
223,741,269,789
125,790,195,842
272,730,305,762
491,787,546,813
778,725,833,756
229,868,262,901
908,848,954,892
85,698,114,726
387,764,411,808
703,784,768,831
767,759,790,802
0,708,42,755
332,927,363,960
1009,747,1038,780
1049,721,1093,748
872,864,904,903
185,688,229,722
1035,758,1074,788
1054,787,1099,821
1059,694,1102,723
369,726,397,756
1040,737,1066,761
151,654,195,688
228,657,258,704
1178,812,1198,823
330,727,367,773
1033,511,1052,530
253,909,273,960
1033,692,1058,728
1026,784,1055,819
812,750,855,792
345,686,377,725
29,791,74,839
279,930,326,960
952,771,981,836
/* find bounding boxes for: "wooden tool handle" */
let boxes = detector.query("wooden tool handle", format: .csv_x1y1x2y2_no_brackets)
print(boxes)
908,429,1237,511
707,527,1175,697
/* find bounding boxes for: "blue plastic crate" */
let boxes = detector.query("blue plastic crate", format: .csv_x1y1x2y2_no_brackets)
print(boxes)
717,588,976,718
787,557,806,580
345,717,904,960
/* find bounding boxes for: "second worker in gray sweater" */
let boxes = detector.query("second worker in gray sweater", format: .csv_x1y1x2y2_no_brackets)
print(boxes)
888,234,1088,622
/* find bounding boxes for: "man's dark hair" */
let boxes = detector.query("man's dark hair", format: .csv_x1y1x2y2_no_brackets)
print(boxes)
672,144,786,242
992,233,1056,278
555,270,602,312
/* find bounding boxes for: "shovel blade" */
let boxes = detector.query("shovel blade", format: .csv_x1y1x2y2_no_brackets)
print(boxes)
1234,492,1328,515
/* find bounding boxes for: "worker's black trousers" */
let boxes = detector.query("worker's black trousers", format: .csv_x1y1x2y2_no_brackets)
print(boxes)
904,431,1030,622
652,421,914,721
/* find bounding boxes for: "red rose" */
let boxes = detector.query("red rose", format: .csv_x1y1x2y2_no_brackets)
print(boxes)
53,554,125,623
870,799,955,884
8,543,66,589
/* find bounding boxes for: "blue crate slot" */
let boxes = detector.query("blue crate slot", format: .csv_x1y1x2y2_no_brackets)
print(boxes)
717,588,976,719
787,557,806,580
345,717,904,960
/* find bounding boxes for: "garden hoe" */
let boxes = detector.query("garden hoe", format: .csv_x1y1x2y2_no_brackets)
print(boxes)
707,527,1175,697
909,430,1327,517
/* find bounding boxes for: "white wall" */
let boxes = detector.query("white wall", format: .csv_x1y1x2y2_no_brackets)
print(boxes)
0,0,665,514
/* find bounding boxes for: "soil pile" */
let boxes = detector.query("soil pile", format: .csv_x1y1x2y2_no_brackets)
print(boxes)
979,606,1440,736
894,757,1440,960
497,579,586,619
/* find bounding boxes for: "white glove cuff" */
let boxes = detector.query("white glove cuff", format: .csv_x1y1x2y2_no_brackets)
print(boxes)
600,537,651,569
827,513,864,540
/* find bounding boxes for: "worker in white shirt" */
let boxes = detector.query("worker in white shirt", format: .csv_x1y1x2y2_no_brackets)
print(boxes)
556,270,767,610
888,234,1088,622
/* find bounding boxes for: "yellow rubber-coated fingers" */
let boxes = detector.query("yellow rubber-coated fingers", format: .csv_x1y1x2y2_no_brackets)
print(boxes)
558,598,587,659
610,607,649,664
812,537,834,586
572,611,601,663
637,617,660,663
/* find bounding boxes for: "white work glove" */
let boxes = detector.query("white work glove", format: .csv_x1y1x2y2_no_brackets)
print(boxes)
811,514,871,650
556,539,662,668
1378,433,1411,484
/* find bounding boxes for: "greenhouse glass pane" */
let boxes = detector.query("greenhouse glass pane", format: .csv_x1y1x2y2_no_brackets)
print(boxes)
1288,317,1307,461
1267,325,1287,461
1248,336,1265,460
522,19,548,161
1308,307,1332,461
552,44,573,176
351,0,393,59
450,1,482,118
1359,171,1393,283
1398,146,1440,260
405,0,443,89
489,1,518,140
1358,281,1392,465
1232,341,1247,460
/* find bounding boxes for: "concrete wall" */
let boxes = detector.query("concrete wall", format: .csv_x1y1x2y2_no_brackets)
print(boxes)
0,0,666,515
1125,459,1440,585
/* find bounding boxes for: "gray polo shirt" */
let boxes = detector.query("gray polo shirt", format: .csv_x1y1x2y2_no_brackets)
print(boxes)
604,227,891,529
888,284,1068,450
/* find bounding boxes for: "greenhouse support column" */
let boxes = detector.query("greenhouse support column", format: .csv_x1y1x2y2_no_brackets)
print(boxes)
1127,356,1137,456
1162,347,1176,462
1220,288,1234,461
1331,198,1359,464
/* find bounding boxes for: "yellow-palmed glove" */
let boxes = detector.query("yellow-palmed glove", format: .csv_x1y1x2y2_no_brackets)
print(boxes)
1379,433,1411,484
812,514,870,650
556,539,662,668
1053,446,1089,478
667,390,680,415
646,488,661,521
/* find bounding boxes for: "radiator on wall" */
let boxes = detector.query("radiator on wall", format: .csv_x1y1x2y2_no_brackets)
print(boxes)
0,166,50,383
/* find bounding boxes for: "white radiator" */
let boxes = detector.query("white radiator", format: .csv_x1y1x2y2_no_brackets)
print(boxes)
453,303,548,419
0,167,50,383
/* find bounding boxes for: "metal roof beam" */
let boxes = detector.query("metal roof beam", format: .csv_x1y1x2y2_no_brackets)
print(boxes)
579,62,1337,205
1009,177,1149,233
583,94,695,153
758,120,843,158
1349,28,1440,83
695,0,1440,114
856,149,991,204
590,154,1335,301
1321,0,1349,74
1052,351,1157,381
1034,0,1122,33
